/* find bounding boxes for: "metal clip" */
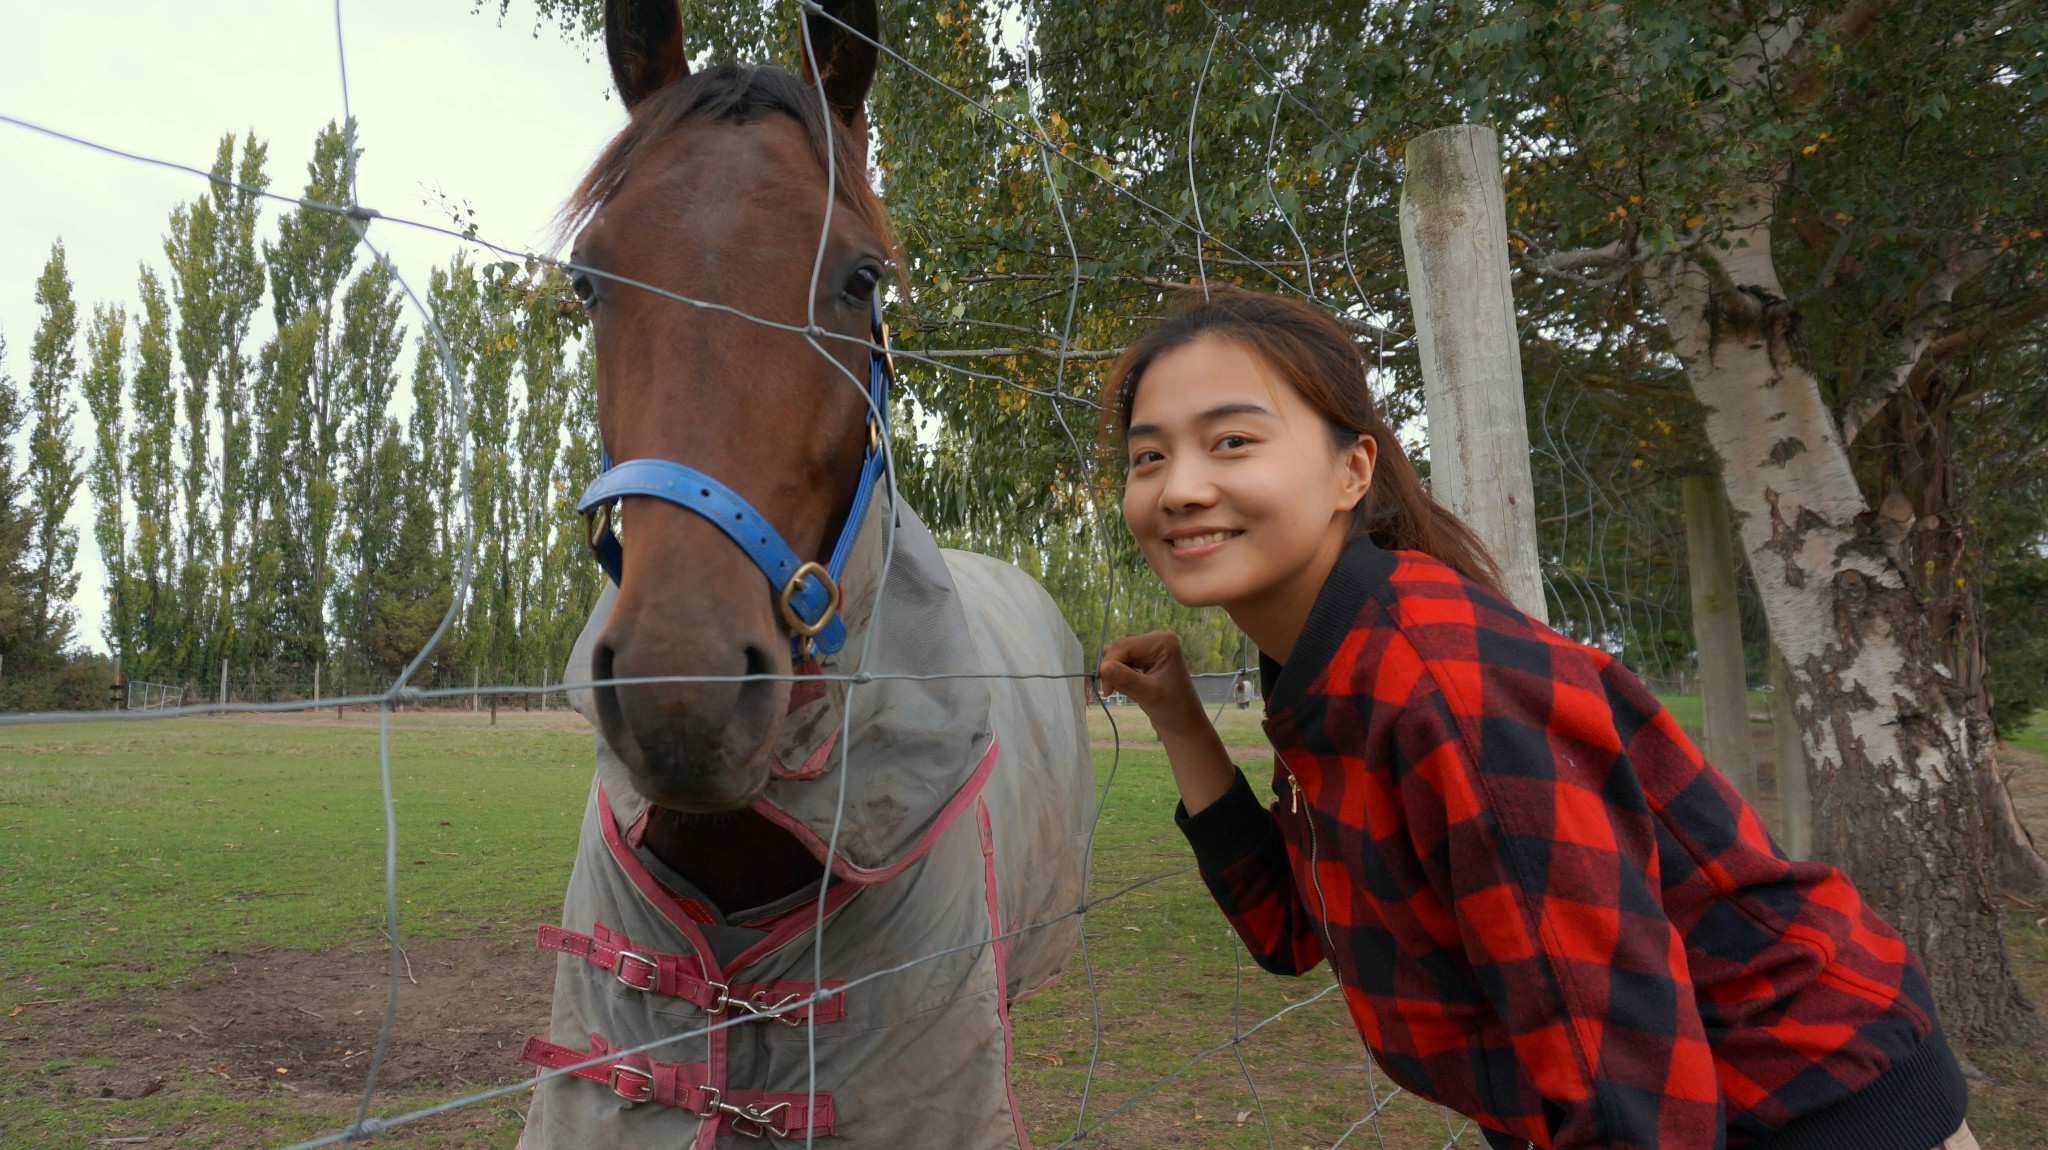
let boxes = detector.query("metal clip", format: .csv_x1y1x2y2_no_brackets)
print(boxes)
723,1099,794,1139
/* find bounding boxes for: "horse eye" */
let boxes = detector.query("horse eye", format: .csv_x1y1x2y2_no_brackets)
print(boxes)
846,265,881,303
571,272,598,305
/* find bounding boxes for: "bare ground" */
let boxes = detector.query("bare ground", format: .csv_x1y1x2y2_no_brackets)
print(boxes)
6,732,2046,1148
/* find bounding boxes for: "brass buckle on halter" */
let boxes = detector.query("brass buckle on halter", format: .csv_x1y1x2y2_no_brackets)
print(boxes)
583,501,614,555
777,561,842,660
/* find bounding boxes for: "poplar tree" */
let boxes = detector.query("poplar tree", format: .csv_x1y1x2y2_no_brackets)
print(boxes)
81,302,132,657
126,269,181,680
260,122,362,667
26,242,82,658
165,132,268,672
334,260,406,651
0,331,31,664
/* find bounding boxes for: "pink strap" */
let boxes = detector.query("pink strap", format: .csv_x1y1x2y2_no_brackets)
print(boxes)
519,1033,834,1138
537,923,846,1025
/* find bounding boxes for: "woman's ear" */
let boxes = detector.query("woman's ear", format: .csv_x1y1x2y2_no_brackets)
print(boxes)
1336,433,1378,513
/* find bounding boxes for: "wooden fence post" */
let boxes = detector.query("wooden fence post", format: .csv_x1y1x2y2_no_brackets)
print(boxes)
1682,473,1758,801
1399,124,1547,621
1769,645,1812,859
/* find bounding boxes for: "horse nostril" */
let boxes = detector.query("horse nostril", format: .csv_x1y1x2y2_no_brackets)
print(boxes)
742,643,774,684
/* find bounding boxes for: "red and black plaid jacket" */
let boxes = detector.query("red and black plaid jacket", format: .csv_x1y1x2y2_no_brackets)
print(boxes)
1178,536,1966,1150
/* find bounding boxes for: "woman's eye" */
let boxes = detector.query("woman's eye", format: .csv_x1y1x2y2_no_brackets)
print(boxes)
846,265,882,302
1130,450,1164,467
1217,435,1250,450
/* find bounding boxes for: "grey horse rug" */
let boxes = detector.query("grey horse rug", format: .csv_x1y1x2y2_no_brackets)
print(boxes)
518,501,1089,1147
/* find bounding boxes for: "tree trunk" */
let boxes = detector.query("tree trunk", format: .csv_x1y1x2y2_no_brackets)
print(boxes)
1682,473,1758,802
1644,184,2039,1044
1868,346,2048,899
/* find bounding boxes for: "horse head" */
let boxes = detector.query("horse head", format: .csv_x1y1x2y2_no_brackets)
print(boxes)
570,0,894,814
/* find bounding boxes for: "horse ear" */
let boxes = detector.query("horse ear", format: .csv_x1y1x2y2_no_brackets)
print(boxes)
800,0,879,131
606,0,690,112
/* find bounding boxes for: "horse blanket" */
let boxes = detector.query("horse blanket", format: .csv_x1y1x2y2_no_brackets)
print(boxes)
519,500,1089,1148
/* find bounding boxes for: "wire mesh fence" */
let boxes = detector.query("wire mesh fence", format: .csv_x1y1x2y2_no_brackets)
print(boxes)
0,3,1558,1147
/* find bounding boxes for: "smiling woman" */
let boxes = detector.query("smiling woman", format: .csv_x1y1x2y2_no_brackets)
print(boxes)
1096,287,1977,1150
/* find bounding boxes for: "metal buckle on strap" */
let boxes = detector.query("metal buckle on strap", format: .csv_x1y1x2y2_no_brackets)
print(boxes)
612,948,659,992
608,1063,656,1103
776,561,842,661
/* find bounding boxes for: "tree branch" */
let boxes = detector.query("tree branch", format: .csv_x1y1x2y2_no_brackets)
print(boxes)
911,346,1125,362
1842,242,2003,443
1791,223,1858,304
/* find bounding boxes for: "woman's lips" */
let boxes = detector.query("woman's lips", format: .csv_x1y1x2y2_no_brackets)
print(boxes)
1165,529,1242,558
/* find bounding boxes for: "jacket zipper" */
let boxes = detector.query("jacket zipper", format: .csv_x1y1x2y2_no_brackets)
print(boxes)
1278,758,1341,961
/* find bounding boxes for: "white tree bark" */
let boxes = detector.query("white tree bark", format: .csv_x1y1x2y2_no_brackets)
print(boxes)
1644,182,2035,1042
1400,125,1547,623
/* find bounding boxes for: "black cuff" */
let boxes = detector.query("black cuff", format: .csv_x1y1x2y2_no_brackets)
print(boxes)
1175,769,1279,875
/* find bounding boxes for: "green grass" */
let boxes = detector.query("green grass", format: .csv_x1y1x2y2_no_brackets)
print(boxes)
0,713,592,998
2007,710,2048,760
3,708,2042,1148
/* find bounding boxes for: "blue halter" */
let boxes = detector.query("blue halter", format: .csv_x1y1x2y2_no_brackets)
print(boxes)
577,301,893,660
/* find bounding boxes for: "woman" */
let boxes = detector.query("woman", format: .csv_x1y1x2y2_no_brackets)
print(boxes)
1097,288,1972,1150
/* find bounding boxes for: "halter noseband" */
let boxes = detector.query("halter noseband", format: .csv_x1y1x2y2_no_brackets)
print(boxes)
577,301,894,661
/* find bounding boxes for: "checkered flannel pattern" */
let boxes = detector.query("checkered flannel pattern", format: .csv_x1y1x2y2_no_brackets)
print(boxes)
1181,538,1939,1150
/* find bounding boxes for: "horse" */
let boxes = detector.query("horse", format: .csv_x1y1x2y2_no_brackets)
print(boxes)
516,1,1091,1145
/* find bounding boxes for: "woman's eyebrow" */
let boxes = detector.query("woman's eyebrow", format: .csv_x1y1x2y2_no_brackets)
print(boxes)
1128,402,1277,440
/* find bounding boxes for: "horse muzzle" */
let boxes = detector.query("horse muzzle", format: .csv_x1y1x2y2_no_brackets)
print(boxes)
590,622,790,812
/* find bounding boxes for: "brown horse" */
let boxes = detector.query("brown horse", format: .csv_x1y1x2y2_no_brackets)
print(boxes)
521,1,1089,1145
570,0,899,914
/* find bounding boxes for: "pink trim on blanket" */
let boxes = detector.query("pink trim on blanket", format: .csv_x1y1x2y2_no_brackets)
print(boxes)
977,796,1029,1149
770,726,839,781
751,736,1001,886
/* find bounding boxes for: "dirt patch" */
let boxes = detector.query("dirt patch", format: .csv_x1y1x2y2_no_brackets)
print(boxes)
3,932,553,1104
2000,741,2048,849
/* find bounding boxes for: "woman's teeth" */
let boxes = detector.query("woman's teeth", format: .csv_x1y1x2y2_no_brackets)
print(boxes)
1170,531,1238,550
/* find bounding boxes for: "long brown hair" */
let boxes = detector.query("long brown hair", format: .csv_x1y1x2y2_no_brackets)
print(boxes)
1108,287,1507,598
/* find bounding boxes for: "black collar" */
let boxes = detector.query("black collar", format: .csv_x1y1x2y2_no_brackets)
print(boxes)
1259,533,1398,715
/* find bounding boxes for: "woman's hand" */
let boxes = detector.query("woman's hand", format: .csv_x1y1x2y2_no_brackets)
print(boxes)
1099,631,1236,814
1099,631,1205,734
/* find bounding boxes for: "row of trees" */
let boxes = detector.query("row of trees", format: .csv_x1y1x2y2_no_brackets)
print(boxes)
4,123,607,703
5,117,1246,707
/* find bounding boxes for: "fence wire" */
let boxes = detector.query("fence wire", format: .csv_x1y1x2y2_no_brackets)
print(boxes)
0,3,1484,1148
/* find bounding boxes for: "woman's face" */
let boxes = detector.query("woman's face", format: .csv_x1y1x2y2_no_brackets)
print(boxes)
1122,334,1375,614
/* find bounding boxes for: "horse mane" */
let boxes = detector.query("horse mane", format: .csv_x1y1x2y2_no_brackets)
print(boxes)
559,63,898,266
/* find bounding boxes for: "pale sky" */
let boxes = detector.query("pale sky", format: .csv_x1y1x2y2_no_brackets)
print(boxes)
0,0,626,654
